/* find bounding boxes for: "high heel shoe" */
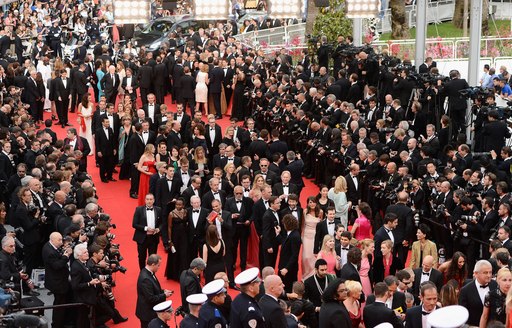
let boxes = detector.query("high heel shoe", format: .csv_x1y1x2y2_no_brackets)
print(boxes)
51,115,57,121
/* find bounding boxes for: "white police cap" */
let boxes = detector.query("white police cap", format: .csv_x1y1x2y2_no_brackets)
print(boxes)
374,324,393,328
427,305,469,328
202,279,226,296
235,267,261,285
186,293,208,305
153,300,173,312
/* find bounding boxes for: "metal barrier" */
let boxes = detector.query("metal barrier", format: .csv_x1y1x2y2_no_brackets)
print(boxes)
234,23,306,48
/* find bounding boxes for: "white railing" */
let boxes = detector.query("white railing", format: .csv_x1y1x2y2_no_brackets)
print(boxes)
234,23,306,48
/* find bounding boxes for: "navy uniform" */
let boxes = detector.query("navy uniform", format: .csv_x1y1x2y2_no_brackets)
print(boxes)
198,279,229,328
148,300,172,328
180,293,207,328
230,267,266,328
48,22,62,57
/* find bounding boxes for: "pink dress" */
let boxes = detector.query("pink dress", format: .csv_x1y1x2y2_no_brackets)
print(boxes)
319,251,337,275
302,213,321,279
359,257,372,297
354,215,372,240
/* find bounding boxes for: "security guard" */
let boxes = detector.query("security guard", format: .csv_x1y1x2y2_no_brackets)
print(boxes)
48,19,62,58
148,300,173,328
180,293,207,328
230,268,266,328
427,305,469,328
198,279,229,328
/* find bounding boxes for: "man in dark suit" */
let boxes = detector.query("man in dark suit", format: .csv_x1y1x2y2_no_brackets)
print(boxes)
122,67,138,102
71,243,102,328
101,103,121,138
55,69,72,127
314,207,340,253
459,260,497,326
132,194,162,270
224,186,253,273
209,59,225,119
181,176,203,208
142,93,160,131
374,213,399,258
153,56,168,104
363,282,402,328
180,67,196,116
367,276,407,316
255,158,279,187
386,192,414,264
405,282,439,328
138,59,153,106
136,254,173,328
202,177,227,211
24,70,41,120
42,232,72,328
345,164,362,222
261,196,283,268
154,166,183,219
174,104,191,140
100,65,120,104
285,151,305,194
187,196,209,262
179,258,206,312
205,116,223,162
484,110,511,154
172,58,184,103
412,255,444,300
166,121,183,150
339,248,362,283
94,117,117,183
438,70,469,137
73,64,89,111
280,194,304,235
220,145,241,169
258,275,288,327
304,259,336,309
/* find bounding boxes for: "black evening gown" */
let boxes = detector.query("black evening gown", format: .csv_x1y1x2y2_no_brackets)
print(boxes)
165,210,190,280
204,240,226,283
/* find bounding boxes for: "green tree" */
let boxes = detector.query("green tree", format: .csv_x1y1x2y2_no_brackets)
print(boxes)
309,0,353,42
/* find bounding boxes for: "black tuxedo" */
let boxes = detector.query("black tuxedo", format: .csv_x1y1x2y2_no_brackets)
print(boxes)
166,130,183,149
181,186,203,207
42,241,70,327
373,226,396,258
154,177,183,216
100,113,121,138
314,219,341,253
225,196,253,270
280,206,304,235
174,113,191,140
255,170,279,186
132,205,162,269
128,132,146,195
136,268,166,324
180,74,196,114
404,305,432,328
122,75,138,101
366,291,407,314
412,268,444,298
0,152,15,182
277,229,301,292
187,207,209,261
55,76,71,124
345,173,362,205
339,262,361,283
210,66,225,117
363,301,402,328
205,124,223,160
459,279,498,326
142,103,161,130
95,126,117,181
220,156,241,169
272,182,299,203
258,294,287,328
71,260,98,327
262,208,283,267
100,72,120,103
386,203,414,263
92,108,107,134
201,190,227,211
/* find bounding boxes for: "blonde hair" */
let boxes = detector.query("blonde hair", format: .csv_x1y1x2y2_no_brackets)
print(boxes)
320,234,335,254
497,267,512,281
345,280,362,296
381,239,394,250
359,238,375,250
144,144,155,155
224,162,235,173
333,176,348,193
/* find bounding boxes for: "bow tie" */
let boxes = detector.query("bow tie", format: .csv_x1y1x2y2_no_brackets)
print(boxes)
290,208,297,212
143,131,149,134
422,311,431,316
182,172,188,175
192,210,199,213
328,221,335,225
107,114,112,116
213,192,219,195
167,178,173,182
480,284,489,288
422,272,430,276
210,128,215,131
283,185,289,187
385,228,391,233
146,207,154,211
245,189,250,192
342,247,349,250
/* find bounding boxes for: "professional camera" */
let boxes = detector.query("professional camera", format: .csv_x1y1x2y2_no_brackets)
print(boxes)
174,305,186,317
434,204,446,219
459,86,494,100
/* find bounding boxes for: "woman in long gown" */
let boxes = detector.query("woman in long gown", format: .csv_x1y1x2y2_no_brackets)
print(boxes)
359,238,375,297
195,63,209,114
77,94,94,155
351,202,373,241
317,235,339,275
95,60,105,102
302,196,323,280
231,71,246,120
118,116,132,180
203,224,226,283
137,144,156,206
165,198,189,280
328,176,351,228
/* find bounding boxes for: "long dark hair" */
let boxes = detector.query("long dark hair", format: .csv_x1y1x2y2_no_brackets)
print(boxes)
81,94,89,108
306,196,321,218
446,252,467,281
205,225,219,246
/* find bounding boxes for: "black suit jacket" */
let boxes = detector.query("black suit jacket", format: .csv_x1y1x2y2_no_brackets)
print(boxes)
132,205,162,244
345,173,362,204
42,241,70,294
201,190,227,211
179,269,202,310
373,254,404,282
363,301,402,328
100,72,120,96
135,268,166,322
318,301,352,328
277,229,301,272
0,152,14,181
224,196,253,225
459,279,498,326
404,305,424,328
280,206,304,235
154,177,183,213
180,74,196,99
258,294,288,328
209,66,224,94
314,219,341,254
94,127,117,156
255,170,278,186
122,75,139,98
262,209,282,251
70,260,97,305
100,113,121,138
205,124,223,156
166,130,183,149
366,291,407,314
55,76,71,100
187,207,209,246
386,203,414,243
412,268,444,296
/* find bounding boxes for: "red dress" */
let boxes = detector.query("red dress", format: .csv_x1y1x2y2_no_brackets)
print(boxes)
137,161,156,206
354,215,372,240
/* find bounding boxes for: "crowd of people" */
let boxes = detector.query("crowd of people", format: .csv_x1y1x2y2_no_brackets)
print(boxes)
1,0,512,328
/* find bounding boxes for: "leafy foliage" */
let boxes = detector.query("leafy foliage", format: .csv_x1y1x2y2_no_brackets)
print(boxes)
312,0,353,42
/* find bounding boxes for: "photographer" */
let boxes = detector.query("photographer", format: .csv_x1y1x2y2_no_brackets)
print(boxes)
451,196,482,273
437,70,469,137
87,243,128,325
483,110,511,154
42,232,72,328
316,36,331,71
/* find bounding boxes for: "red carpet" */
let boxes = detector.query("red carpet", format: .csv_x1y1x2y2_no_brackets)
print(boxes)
49,92,319,326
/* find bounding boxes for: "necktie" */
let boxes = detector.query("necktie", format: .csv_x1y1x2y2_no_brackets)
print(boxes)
146,207,153,211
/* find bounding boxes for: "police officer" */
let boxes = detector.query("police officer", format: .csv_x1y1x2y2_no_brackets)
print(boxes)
48,19,62,58
230,268,266,328
180,293,207,328
427,305,469,328
198,279,229,328
87,17,101,42
148,300,173,328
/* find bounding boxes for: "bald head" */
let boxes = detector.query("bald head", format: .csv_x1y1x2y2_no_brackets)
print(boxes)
264,275,284,298
54,191,66,204
397,192,408,203
422,255,434,272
